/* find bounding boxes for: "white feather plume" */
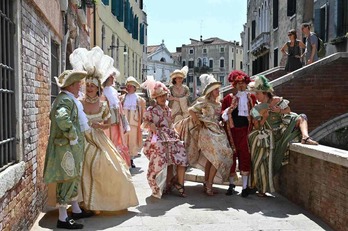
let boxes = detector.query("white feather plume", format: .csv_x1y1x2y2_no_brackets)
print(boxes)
181,66,188,77
140,75,156,92
69,48,89,72
199,73,216,91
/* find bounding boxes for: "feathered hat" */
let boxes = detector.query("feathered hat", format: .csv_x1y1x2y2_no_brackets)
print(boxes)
69,46,114,87
141,76,169,99
200,73,221,95
170,66,188,79
248,75,274,92
54,70,87,88
125,76,141,89
227,70,251,87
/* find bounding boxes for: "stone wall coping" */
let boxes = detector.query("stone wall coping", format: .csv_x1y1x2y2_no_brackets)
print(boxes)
290,143,348,168
272,52,348,87
0,161,26,198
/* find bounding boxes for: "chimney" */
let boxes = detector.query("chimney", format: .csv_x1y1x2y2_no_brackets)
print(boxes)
200,35,202,41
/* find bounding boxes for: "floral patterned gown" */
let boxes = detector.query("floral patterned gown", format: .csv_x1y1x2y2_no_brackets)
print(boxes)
81,101,139,211
174,97,234,183
142,104,188,198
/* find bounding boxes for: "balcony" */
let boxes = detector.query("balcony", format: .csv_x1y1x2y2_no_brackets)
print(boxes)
194,65,211,74
251,32,270,56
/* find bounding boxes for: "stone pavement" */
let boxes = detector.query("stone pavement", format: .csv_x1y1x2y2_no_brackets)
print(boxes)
31,153,332,231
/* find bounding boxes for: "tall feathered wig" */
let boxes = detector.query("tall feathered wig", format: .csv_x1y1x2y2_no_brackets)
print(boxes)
227,70,251,87
248,75,274,93
69,46,114,88
200,73,221,96
141,76,169,99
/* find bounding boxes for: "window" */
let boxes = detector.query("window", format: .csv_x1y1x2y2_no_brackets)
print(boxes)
232,48,234,52
160,57,166,62
273,0,279,29
274,48,278,67
102,0,109,5
220,47,225,53
189,49,194,54
197,58,202,67
203,48,207,54
51,41,60,104
219,76,225,85
182,61,186,66
0,0,16,171
209,59,213,68
337,0,348,37
314,4,328,42
231,60,234,68
252,20,256,40
220,58,225,68
203,57,208,67
188,60,194,68
287,0,296,16
111,35,115,58
240,61,243,69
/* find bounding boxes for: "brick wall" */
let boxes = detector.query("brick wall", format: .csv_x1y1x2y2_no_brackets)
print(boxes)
0,1,50,230
273,57,348,131
279,146,348,231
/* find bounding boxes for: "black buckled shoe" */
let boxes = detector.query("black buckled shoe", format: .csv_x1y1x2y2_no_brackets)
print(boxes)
71,208,94,220
225,184,236,196
57,217,83,229
241,188,250,198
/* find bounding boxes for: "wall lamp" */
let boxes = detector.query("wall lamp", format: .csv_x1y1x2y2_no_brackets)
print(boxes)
108,45,128,55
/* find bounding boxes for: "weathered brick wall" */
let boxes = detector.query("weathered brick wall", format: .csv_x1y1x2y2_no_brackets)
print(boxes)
0,1,50,230
279,150,348,231
273,57,348,131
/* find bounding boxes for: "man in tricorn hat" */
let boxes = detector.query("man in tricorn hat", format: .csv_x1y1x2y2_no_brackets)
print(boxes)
43,70,93,229
221,70,256,198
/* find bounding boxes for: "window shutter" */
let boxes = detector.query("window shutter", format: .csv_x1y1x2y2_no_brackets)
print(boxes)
273,0,278,29
287,0,296,16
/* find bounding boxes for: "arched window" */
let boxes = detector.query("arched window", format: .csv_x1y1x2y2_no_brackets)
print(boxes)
197,57,202,67
160,57,166,62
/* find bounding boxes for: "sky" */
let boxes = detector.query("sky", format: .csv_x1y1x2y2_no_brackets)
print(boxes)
143,0,247,52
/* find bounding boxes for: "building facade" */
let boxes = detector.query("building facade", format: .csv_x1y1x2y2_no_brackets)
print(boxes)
146,41,181,84
180,37,243,98
242,0,348,76
93,0,147,86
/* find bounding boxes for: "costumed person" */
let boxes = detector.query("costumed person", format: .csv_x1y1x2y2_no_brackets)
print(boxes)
175,74,233,196
70,47,139,212
101,66,131,167
221,70,256,197
120,76,146,168
248,75,318,197
168,66,190,123
43,70,94,229
280,29,306,72
141,79,188,198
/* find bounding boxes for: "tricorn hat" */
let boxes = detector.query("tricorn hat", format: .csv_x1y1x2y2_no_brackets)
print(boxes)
125,76,141,89
248,75,274,92
54,70,87,88
228,70,251,87
170,66,188,79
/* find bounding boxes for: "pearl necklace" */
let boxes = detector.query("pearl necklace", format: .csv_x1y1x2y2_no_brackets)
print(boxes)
85,95,99,104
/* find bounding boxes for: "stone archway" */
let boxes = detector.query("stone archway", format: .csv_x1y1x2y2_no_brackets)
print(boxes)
310,113,348,143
